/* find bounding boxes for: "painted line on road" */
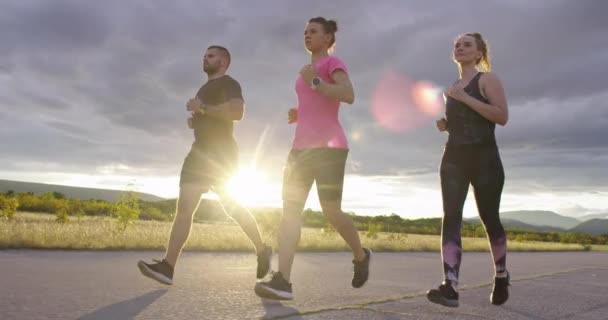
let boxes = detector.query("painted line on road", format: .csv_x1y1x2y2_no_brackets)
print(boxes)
265,266,608,320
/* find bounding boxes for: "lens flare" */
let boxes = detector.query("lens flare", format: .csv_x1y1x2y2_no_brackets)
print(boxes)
371,71,443,133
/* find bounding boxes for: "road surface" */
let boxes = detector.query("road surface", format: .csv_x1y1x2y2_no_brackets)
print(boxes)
1,250,607,319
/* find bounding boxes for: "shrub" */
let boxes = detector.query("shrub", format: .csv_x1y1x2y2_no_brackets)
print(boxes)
0,194,19,220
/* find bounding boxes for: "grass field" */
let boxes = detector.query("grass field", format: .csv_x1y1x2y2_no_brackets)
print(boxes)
1,212,605,252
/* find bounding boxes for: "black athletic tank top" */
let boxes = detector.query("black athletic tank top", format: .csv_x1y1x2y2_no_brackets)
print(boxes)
445,72,496,146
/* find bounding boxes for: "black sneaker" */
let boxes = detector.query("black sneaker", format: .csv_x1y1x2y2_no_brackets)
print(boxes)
257,245,272,279
137,259,174,285
352,248,372,288
254,272,293,300
491,271,510,305
427,280,459,307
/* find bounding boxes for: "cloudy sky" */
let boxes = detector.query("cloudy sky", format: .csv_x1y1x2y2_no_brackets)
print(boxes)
1,0,607,218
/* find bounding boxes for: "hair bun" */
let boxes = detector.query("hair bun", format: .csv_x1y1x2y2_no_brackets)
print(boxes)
327,20,338,33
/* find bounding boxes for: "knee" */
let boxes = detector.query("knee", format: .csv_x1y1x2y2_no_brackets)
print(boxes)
320,201,343,221
484,221,505,237
479,214,503,231
442,212,462,228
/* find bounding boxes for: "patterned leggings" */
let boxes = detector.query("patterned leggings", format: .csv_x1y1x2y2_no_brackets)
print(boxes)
440,144,507,286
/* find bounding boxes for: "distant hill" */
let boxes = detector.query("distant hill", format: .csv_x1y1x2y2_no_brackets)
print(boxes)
578,213,608,221
466,211,608,236
500,210,581,229
569,219,608,236
0,179,164,202
501,219,565,232
465,217,565,233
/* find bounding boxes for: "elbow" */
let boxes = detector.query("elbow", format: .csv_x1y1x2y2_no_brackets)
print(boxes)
495,107,508,126
344,92,355,105
234,103,245,121
497,116,508,126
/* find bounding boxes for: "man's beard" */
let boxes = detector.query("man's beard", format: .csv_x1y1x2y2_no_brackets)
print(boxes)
203,64,218,75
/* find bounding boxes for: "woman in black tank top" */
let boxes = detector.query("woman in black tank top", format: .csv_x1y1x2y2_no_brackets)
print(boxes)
427,33,511,308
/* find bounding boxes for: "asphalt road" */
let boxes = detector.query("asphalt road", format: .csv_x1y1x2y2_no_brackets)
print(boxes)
1,250,607,319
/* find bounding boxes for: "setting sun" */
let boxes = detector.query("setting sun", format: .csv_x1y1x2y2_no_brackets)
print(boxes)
225,166,279,206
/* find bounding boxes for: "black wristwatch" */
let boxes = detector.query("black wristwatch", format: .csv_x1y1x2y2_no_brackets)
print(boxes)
311,77,322,90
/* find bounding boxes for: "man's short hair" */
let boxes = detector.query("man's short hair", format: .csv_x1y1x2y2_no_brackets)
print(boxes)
207,45,231,68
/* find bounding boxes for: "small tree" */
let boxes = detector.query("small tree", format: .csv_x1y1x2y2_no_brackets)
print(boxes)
55,203,69,223
112,190,141,231
365,223,383,239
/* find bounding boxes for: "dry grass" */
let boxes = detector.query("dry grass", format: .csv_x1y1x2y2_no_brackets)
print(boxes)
0,212,598,252
590,244,608,251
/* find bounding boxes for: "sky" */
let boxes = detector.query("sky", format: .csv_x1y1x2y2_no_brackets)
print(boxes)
1,0,607,219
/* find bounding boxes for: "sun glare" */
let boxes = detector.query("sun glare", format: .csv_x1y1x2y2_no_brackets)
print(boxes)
226,166,277,206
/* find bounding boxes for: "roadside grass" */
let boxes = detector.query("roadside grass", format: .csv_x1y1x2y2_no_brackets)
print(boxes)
1,212,603,252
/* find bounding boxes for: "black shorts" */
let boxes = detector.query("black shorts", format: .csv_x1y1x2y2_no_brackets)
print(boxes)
282,148,348,202
179,142,237,188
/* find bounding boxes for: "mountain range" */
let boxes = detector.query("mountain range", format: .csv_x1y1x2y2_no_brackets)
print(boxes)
466,210,608,236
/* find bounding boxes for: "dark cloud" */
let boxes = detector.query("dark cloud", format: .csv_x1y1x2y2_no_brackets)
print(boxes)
1,0,606,204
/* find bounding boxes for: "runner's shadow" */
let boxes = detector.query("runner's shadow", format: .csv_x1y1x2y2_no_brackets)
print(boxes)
260,298,303,320
78,289,167,320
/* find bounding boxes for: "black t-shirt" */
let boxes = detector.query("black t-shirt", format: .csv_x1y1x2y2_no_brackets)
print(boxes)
192,75,243,148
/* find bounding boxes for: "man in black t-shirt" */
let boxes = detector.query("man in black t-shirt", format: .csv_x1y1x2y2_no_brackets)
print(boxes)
137,46,272,285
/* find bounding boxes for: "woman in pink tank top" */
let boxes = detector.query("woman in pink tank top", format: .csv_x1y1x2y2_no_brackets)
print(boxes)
255,17,371,301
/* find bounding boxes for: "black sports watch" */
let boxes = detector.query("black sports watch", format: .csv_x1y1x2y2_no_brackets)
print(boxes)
311,77,322,90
